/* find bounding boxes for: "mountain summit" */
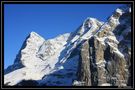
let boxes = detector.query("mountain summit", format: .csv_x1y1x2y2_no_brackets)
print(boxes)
4,5,131,87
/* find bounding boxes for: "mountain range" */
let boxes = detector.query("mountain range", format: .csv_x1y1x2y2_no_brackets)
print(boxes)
4,5,132,87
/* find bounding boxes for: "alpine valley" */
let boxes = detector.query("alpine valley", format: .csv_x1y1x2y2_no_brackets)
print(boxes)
4,5,132,87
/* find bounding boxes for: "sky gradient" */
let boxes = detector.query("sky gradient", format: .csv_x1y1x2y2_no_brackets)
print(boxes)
4,4,124,69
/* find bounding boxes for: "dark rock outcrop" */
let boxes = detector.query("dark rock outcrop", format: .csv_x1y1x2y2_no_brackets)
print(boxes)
15,80,39,86
77,40,91,86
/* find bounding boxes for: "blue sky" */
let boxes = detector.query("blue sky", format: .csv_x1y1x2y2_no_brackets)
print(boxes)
4,4,124,69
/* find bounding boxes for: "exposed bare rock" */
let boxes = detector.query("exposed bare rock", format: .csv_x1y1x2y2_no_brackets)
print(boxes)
76,5,131,87
77,40,91,86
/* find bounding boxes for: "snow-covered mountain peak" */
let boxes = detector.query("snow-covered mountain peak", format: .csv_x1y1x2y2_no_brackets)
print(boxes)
68,17,104,43
30,31,38,36
83,17,104,28
29,31,45,41
15,32,45,68
4,5,131,87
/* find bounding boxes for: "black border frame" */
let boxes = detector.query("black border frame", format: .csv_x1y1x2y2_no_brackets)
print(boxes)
0,0,134,89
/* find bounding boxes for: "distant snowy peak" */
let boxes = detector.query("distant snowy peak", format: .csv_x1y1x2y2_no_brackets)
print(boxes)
19,32,45,67
68,17,104,43
80,17,104,36
83,17,104,27
80,17,104,39
12,32,45,65
29,31,45,43
30,31,41,37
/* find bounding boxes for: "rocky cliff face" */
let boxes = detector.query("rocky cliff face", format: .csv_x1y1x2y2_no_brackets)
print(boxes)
4,5,132,87
75,5,131,87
